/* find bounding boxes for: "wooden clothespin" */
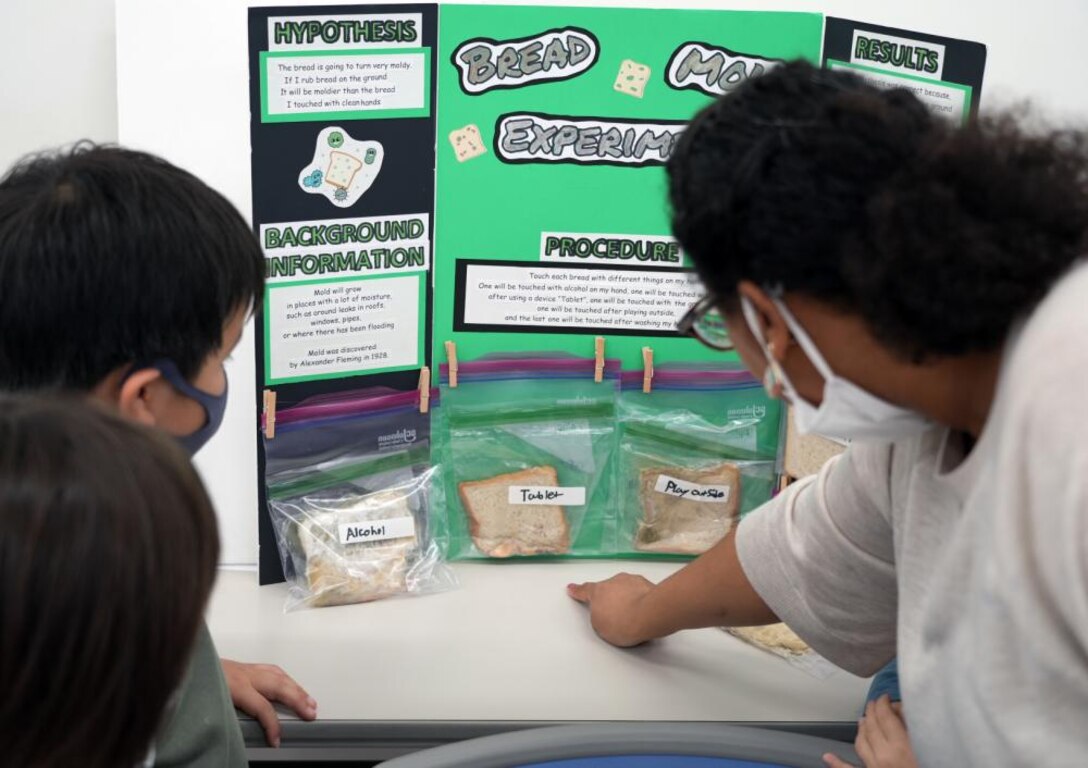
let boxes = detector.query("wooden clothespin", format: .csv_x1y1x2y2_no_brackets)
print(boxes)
594,337,605,383
418,366,431,413
642,347,654,394
444,340,459,388
263,389,277,439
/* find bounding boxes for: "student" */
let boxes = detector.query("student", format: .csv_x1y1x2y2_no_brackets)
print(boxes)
0,145,316,762
569,61,1088,766
0,396,220,768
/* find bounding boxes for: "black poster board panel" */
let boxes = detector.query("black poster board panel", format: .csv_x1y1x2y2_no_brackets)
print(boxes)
249,4,438,583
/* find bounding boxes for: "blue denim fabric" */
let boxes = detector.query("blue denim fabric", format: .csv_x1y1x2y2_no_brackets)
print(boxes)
865,658,901,705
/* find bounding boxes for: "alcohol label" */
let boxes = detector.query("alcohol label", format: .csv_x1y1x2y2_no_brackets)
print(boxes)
338,516,416,544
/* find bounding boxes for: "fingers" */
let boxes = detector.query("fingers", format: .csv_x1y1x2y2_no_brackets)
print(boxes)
567,582,595,603
855,705,876,766
252,665,318,721
822,752,857,768
871,695,904,742
235,683,282,748
222,659,318,748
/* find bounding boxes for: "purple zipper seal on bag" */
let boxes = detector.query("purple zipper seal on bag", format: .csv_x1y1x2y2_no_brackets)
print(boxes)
440,357,622,383
292,386,402,407
269,388,440,431
620,364,760,391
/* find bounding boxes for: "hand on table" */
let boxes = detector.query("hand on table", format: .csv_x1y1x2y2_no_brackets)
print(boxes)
222,659,318,748
823,696,918,768
567,573,655,647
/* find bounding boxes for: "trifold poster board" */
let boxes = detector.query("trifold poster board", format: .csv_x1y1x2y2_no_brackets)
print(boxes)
249,5,985,584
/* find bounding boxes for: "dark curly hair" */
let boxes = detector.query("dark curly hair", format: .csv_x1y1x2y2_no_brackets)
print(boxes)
669,60,1088,360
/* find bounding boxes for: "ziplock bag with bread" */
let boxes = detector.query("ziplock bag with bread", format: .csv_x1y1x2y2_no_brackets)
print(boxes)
436,355,620,559
263,387,455,610
617,365,781,556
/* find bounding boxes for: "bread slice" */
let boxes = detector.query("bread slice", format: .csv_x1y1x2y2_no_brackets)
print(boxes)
783,406,847,479
730,623,810,655
635,463,740,555
458,466,571,557
298,490,416,607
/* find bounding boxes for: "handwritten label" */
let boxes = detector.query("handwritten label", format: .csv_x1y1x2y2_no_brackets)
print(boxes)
654,475,731,503
508,486,586,506
338,516,416,545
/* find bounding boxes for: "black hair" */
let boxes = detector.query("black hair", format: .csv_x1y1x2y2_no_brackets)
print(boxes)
0,395,220,768
0,143,264,389
669,60,1088,360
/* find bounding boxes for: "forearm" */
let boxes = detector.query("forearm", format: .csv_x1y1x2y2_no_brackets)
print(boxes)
636,529,777,640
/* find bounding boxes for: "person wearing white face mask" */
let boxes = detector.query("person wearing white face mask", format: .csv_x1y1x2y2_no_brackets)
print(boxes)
567,60,1088,768
741,295,933,442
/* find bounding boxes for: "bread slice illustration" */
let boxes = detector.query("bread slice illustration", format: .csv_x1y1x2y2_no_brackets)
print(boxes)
324,150,364,190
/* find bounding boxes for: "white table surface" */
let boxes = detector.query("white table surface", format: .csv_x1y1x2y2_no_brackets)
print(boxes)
208,561,870,724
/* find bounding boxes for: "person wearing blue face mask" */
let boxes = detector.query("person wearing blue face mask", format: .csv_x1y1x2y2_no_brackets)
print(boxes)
0,144,318,763
122,358,230,457
569,61,1088,768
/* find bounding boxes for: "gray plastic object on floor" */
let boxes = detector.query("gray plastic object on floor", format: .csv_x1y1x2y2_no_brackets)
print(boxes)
378,723,859,768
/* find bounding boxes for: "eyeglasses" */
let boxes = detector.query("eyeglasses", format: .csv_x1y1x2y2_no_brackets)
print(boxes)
677,294,734,351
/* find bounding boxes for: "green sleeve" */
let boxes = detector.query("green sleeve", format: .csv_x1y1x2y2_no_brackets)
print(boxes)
155,622,247,767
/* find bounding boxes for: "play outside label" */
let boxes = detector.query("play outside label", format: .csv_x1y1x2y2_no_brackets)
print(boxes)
654,475,732,503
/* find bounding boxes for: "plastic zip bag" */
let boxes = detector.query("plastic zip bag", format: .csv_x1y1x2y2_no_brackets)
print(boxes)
264,388,431,482
620,364,783,461
437,356,620,559
617,366,781,556
263,388,455,610
619,421,776,555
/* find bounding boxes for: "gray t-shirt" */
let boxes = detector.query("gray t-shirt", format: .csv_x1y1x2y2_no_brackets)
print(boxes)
737,263,1088,767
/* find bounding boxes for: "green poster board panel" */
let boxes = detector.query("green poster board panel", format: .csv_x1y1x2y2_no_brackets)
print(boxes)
434,5,823,369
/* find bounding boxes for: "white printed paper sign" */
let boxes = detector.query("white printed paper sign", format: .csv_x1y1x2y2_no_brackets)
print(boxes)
461,262,703,334
508,486,587,506
654,475,731,503
265,273,422,384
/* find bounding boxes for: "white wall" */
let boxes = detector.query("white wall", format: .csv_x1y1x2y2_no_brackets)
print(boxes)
7,0,1087,567
0,0,119,171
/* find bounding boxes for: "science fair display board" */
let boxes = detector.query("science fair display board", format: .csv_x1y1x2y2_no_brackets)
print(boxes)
249,5,984,584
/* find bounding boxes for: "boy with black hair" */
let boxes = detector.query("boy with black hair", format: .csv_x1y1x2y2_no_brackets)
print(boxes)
0,143,317,764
